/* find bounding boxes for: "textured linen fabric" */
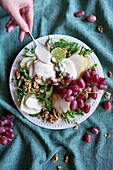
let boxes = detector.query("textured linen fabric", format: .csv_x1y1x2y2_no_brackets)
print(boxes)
0,0,113,170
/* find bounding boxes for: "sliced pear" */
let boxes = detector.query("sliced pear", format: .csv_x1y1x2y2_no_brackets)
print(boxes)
86,58,92,70
69,54,84,78
61,58,77,79
81,57,88,72
53,94,70,113
28,61,34,78
20,96,40,114
20,56,36,67
26,59,35,68
25,94,42,111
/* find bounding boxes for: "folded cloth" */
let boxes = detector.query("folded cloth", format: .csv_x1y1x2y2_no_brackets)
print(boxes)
0,0,113,170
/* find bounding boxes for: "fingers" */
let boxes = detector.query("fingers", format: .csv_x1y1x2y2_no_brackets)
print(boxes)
18,28,25,42
6,22,17,33
12,11,29,32
5,17,14,28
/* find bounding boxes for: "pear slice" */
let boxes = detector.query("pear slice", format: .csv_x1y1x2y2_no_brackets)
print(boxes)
26,59,35,68
69,54,84,78
20,56,36,67
86,58,92,70
53,94,70,113
25,94,42,111
81,57,88,72
20,96,41,114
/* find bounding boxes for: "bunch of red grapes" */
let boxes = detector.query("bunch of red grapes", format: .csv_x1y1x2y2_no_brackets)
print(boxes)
0,113,15,145
54,70,108,113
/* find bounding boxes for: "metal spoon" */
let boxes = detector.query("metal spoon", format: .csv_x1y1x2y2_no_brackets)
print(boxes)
28,32,51,64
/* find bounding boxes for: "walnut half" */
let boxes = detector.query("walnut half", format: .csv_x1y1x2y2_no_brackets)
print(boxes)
52,154,58,163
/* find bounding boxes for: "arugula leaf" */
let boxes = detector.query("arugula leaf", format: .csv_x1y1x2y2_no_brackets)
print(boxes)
29,112,41,117
13,77,17,84
66,110,84,116
82,48,93,57
24,47,35,57
92,64,97,68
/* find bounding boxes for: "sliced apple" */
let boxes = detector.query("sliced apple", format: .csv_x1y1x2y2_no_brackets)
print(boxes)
20,96,40,114
69,54,84,78
53,94,70,113
20,56,36,67
25,94,42,111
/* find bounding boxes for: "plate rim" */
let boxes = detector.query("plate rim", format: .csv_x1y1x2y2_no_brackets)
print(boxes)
9,34,103,130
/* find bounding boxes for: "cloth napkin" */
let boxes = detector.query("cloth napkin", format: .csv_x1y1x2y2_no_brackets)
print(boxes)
0,0,113,169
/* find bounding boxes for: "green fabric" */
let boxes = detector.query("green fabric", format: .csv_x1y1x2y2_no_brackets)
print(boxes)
0,0,113,169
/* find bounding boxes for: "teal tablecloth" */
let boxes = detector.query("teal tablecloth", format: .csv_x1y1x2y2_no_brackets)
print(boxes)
0,0,113,169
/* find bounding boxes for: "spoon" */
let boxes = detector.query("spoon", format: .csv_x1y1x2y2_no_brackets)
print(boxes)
28,32,51,64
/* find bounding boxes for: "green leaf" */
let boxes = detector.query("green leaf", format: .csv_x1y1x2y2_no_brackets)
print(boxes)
92,64,97,68
29,112,41,117
82,48,93,57
13,77,17,84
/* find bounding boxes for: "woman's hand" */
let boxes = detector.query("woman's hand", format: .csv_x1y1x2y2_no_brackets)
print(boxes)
0,0,34,41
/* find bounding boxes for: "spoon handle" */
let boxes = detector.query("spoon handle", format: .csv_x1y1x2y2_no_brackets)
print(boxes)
28,32,37,46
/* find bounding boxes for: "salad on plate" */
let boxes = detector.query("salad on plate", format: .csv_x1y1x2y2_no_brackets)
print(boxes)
12,36,107,124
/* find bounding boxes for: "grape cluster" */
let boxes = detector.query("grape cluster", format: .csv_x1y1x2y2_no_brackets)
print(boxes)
54,69,108,114
85,127,99,143
0,114,15,145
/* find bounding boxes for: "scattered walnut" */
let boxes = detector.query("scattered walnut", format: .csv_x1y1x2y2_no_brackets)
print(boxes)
58,166,62,170
88,68,92,74
67,52,71,58
42,111,49,119
107,134,111,138
108,71,112,77
33,81,39,89
42,108,47,112
16,70,20,79
92,67,96,72
97,26,103,33
104,134,107,138
42,101,46,105
34,74,42,79
52,154,58,163
51,98,56,105
59,74,63,80
63,47,67,53
104,92,111,99
65,155,69,163
74,126,78,130
76,107,81,113
46,42,50,51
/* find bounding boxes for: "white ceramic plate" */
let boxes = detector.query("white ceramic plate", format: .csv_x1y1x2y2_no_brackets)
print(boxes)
9,34,103,129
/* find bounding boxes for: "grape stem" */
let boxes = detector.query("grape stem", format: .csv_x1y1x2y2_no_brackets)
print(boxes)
79,46,84,55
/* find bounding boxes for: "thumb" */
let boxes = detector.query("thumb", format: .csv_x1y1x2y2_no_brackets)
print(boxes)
12,11,29,32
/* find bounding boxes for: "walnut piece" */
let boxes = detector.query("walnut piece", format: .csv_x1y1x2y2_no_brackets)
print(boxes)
16,70,20,79
107,134,111,138
58,166,62,170
74,126,78,130
34,74,42,79
104,92,111,99
33,81,39,89
97,26,103,33
65,155,69,163
108,71,112,77
52,154,58,163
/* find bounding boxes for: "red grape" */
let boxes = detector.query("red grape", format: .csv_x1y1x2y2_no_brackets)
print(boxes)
71,80,77,85
61,89,67,99
0,127,6,134
73,92,78,96
6,114,15,120
74,11,84,17
66,76,73,83
54,85,63,93
77,99,84,108
91,89,98,100
4,126,14,132
71,85,82,93
77,78,85,88
65,96,74,102
0,120,5,127
49,77,59,83
5,131,14,139
1,117,8,124
97,84,108,90
99,78,107,84
85,134,91,143
91,71,96,78
104,100,112,111
92,74,99,83
0,136,8,145
70,100,77,111
84,80,90,86
84,103,91,113
7,138,13,143
83,71,92,83
66,89,73,97
85,86,92,92
7,120,14,127
89,127,99,135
